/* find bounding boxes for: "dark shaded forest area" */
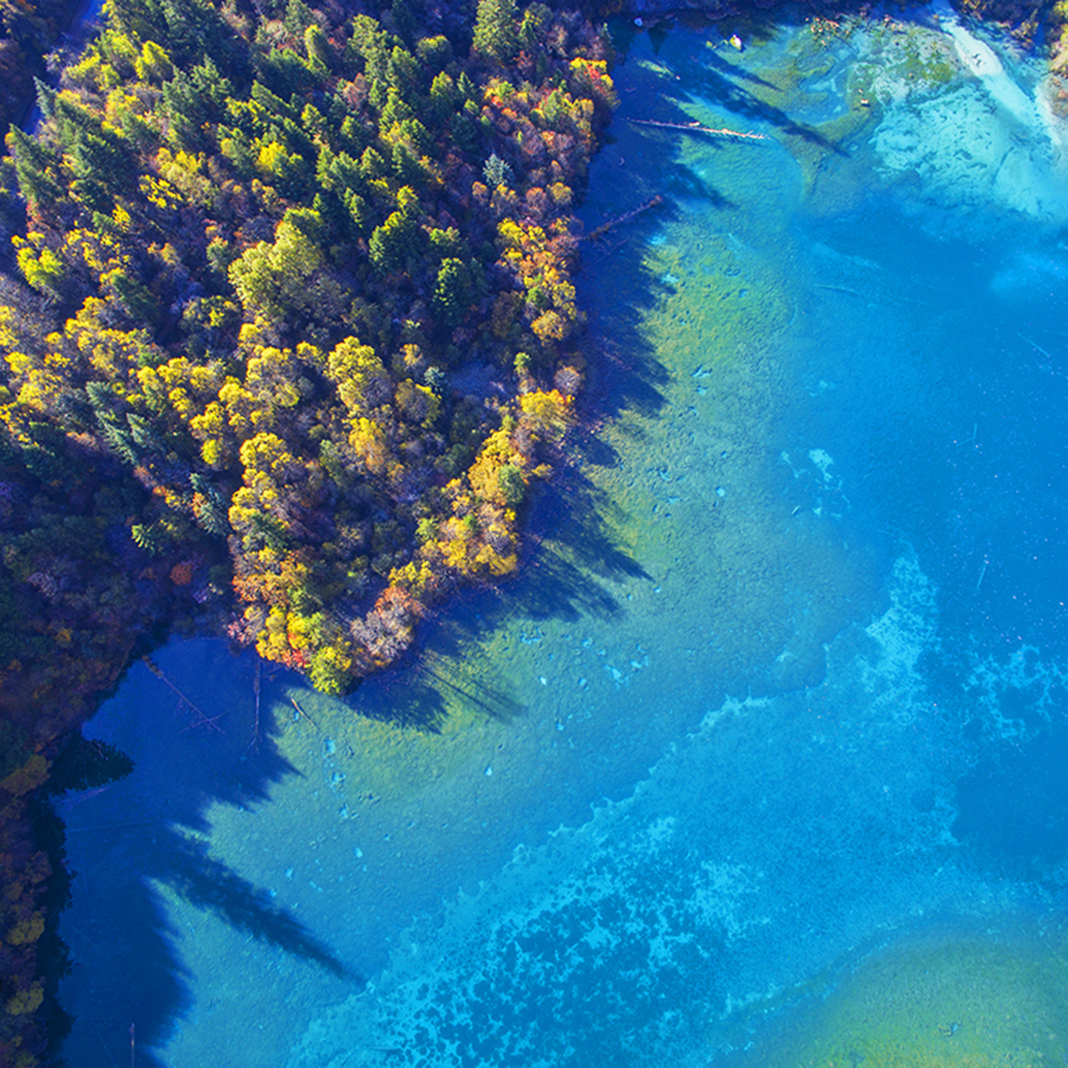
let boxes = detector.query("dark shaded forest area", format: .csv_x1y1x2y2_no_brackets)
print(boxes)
0,0,83,132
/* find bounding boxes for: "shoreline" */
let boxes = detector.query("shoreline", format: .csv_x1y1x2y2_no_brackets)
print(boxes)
5,0,1068,1063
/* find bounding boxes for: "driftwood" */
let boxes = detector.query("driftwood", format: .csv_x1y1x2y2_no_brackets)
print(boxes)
628,117,768,141
290,696,319,731
142,656,225,734
587,194,664,241
816,282,865,299
248,657,262,750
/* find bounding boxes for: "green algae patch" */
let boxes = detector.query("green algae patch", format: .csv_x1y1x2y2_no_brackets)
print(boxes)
273,652,516,803
739,17,962,213
756,923,1068,1068
850,21,962,104
786,108,878,212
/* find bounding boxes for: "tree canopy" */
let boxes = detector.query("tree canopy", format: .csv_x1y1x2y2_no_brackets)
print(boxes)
0,0,616,713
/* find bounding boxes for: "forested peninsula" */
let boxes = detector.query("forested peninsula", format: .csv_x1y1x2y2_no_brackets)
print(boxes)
0,0,616,1059
0,0,1059,1062
2,0,617,716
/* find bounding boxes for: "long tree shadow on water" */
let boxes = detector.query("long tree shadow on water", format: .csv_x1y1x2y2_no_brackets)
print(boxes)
56,640,357,1068
340,633,527,733
576,5,863,437
364,10,834,739
609,10,848,153
575,69,756,426
690,62,847,154
167,839,351,979
344,469,652,732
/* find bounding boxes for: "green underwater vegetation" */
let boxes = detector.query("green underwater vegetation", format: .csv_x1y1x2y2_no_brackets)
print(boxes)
752,921,1068,1068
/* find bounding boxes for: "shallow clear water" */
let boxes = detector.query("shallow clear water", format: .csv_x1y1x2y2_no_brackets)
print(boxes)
59,8,1068,1067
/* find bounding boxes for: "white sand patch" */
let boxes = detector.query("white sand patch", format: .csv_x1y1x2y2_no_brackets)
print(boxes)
932,0,1038,124
853,551,940,726
808,448,835,484
871,5,1068,222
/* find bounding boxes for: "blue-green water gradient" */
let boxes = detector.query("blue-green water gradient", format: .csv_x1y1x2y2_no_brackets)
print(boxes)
59,8,1068,1066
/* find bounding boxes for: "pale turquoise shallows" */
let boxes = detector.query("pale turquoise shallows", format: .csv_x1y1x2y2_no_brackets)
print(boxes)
60,8,1068,1067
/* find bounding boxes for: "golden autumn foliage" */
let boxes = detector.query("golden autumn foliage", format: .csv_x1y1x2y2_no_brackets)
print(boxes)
5,982,43,1016
519,389,573,442
0,757,49,799
5,914,45,948
0,4,619,1054
0,0,613,703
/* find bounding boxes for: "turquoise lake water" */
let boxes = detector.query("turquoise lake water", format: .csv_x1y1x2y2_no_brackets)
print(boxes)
59,6,1068,1066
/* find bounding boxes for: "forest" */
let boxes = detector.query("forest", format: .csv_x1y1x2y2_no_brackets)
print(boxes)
0,0,617,716
0,0,617,1060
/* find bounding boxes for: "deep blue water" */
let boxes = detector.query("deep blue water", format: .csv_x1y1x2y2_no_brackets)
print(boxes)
59,8,1068,1066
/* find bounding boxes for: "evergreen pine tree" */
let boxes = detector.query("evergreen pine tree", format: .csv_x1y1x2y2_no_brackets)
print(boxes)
473,0,518,64
6,128,60,209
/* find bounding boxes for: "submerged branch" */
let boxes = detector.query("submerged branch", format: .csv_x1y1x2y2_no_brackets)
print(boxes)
587,195,664,241
628,118,769,140
142,657,225,734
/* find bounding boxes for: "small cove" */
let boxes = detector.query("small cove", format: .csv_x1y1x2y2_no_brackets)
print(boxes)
59,7,1068,1065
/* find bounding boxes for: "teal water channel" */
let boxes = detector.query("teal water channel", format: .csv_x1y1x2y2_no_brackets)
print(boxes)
59,6,1068,1066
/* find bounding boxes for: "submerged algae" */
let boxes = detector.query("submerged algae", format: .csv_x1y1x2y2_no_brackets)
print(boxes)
851,19,962,103
751,920,1068,1068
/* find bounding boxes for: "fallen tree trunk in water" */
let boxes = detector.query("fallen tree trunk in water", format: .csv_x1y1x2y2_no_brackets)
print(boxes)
628,118,768,140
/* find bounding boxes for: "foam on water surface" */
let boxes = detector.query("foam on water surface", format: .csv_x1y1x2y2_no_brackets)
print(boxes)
58,10,1068,1068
